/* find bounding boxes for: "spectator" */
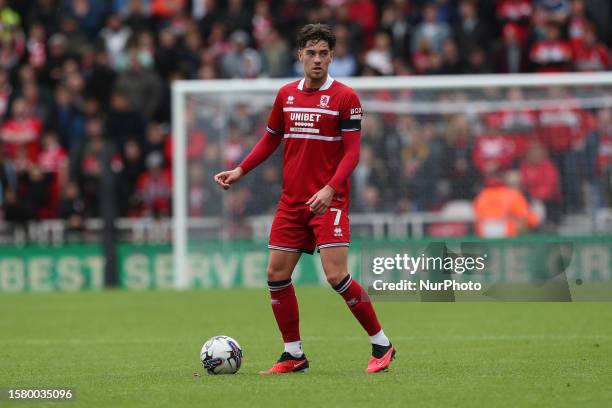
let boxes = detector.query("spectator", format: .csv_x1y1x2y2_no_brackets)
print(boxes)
26,23,47,71
70,116,111,217
223,0,252,34
0,147,17,210
485,88,538,156
252,0,273,48
573,23,611,72
155,28,181,78
59,16,89,57
144,121,170,162
453,0,491,57
348,0,377,49
379,2,413,60
585,108,612,211
58,181,86,241
117,138,144,216
29,0,61,35
0,67,12,120
365,31,394,75
537,0,570,24
497,0,533,43
123,0,154,33
106,89,146,148
412,3,451,54
260,28,292,78
440,38,465,74
23,164,52,219
37,131,67,216
114,46,162,119
520,142,561,224
196,0,222,40
567,0,589,50
465,46,492,73
135,151,171,217
1,97,42,161
48,84,86,151
529,21,573,72
446,114,478,200
329,39,357,77
63,0,108,39
474,169,540,238
220,30,262,79
182,26,203,77
472,124,517,178
99,13,132,70
42,33,68,87
85,49,117,110
538,88,594,212
494,22,530,73
333,9,363,55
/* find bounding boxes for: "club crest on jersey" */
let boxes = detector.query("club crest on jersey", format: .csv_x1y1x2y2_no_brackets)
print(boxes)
318,95,330,109
286,95,294,105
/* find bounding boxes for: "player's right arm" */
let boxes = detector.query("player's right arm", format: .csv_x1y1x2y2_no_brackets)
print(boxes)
214,90,285,190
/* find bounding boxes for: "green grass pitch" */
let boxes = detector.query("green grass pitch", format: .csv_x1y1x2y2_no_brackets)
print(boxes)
1,288,611,408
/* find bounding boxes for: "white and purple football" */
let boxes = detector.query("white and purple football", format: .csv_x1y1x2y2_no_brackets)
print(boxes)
200,335,243,374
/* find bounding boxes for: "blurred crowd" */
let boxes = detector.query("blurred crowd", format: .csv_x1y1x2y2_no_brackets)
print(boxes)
0,0,612,230
191,85,612,234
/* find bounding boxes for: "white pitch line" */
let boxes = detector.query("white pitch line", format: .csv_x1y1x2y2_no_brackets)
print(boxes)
0,334,609,346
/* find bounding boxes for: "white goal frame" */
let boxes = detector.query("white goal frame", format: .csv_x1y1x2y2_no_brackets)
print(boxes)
172,72,612,289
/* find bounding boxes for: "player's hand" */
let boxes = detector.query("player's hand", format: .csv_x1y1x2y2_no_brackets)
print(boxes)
306,185,335,215
214,167,244,190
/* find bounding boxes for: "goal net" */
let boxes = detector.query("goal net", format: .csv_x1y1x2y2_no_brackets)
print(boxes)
172,73,612,288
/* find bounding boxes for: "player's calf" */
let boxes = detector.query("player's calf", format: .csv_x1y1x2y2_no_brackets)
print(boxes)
331,274,396,372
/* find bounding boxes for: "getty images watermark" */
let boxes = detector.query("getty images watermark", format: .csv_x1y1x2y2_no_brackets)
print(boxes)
370,252,486,292
361,240,612,301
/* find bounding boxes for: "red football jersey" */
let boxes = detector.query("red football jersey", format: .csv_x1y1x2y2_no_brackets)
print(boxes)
266,76,362,210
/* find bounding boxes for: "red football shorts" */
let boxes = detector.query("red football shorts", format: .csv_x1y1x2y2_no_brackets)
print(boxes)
268,205,350,254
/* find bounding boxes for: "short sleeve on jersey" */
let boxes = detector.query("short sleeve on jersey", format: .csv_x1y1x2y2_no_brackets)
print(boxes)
266,90,285,136
339,91,362,132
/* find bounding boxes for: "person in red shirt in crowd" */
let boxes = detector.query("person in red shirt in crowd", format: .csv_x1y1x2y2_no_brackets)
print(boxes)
0,97,42,161
573,23,611,71
484,88,538,156
537,87,593,154
497,0,533,43
519,142,561,224
38,131,68,217
567,0,589,50
538,87,595,212
585,108,612,211
135,151,172,217
472,121,518,178
348,0,377,49
529,21,573,72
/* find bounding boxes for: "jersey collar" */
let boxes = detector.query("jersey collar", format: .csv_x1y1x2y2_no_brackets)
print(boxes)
298,75,335,91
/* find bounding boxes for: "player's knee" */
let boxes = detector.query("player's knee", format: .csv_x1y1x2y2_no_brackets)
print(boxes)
326,272,347,287
266,264,291,282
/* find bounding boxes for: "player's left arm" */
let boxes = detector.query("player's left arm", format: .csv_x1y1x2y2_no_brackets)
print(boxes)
307,91,361,214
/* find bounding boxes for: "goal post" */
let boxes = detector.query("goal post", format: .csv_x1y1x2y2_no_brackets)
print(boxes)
172,72,612,289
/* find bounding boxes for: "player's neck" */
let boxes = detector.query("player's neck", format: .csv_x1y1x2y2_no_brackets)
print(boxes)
304,75,327,90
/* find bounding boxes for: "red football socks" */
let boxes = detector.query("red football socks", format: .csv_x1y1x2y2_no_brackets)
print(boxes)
268,279,301,342
334,275,382,336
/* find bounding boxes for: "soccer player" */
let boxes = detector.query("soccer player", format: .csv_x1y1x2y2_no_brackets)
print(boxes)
214,23,395,374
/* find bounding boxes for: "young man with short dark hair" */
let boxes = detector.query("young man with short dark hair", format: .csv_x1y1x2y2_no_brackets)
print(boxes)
214,23,395,374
